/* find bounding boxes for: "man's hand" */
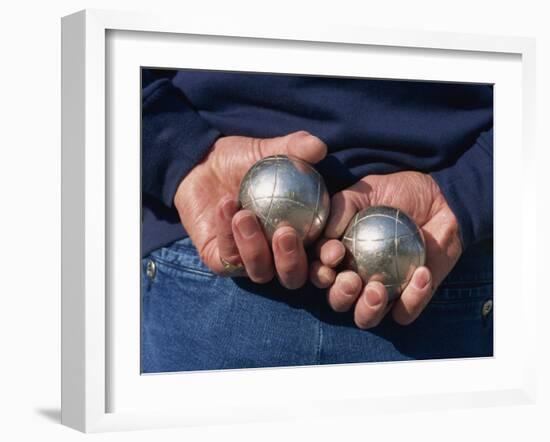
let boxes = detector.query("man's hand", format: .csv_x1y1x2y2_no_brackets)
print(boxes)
174,131,327,289
309,171,462,327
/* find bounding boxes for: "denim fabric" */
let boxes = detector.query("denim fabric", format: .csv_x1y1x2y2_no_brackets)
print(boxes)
141,237,493,373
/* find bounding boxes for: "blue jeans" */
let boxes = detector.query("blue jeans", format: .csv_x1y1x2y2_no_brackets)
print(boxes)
141,237,493,373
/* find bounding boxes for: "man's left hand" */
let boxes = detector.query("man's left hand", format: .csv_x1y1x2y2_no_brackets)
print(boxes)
309,171,463,328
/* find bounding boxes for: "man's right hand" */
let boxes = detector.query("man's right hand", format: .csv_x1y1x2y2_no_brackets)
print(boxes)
173,131,327,289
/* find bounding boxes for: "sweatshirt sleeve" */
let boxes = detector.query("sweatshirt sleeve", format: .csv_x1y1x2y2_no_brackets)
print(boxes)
142,69,221,207
430,128,493,250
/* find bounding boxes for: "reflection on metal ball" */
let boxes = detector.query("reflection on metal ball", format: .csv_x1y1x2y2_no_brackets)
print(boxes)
238,155,330,245
342,206,426,301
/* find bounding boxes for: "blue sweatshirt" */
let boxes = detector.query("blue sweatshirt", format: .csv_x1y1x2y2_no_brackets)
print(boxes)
142,69,493,257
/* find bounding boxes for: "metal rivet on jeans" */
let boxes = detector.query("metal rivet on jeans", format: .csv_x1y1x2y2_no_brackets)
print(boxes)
481,299,493,317
146,259,157,279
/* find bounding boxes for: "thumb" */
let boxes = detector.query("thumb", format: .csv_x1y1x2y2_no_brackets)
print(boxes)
256,130,327,164
324,180,373,238
323,190,362,239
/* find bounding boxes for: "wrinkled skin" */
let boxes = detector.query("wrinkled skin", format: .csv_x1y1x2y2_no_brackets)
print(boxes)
174,130,462,327
309,171,463,328
174,131,327,289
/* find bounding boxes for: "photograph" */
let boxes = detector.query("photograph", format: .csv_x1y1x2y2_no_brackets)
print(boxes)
140,68,494,374
55,3,546,435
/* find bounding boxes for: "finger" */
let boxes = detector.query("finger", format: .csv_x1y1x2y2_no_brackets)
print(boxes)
309,261,336,289
354,281,389,329
258,130,327,164
272,226,308,290
319,239,346,268
232,210,274,284
327,271,363,312
216,197,241,267
392,266,433,325
324,190,361,239
313,237,330,258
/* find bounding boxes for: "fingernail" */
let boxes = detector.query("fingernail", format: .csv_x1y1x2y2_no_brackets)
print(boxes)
325,246,345,266
365,288,382,307
340,279,356,296
222,199,234,220
237,215,257,239
279,232,297,253
413,269,431,290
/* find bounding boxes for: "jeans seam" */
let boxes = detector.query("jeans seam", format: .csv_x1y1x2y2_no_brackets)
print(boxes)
439,280,492,287
167,244,199,254
152,256,215,278
429,297,492,305
316,322,323,365
316,300,323,365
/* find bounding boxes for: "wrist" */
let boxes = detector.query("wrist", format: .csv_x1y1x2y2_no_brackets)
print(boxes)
429,175,463,257
173,142,218,212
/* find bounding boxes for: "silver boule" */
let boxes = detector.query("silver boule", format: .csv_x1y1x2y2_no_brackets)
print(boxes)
342,206,426,301
238,155,330,245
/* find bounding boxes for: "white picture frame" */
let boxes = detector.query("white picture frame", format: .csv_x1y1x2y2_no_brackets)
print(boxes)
61,9,537,433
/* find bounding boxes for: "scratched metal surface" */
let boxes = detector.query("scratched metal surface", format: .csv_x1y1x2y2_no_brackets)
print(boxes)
342,206,426,301
239,155,330,245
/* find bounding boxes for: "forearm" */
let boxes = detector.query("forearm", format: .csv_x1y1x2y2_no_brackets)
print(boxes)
430,128,493,250
142,69,221,207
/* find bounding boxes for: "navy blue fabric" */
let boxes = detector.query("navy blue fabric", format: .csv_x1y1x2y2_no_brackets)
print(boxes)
141,237,493,373
142,69,493,256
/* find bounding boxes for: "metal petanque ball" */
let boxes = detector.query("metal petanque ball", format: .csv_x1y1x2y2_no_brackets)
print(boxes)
238,155,330,246
342,206,426,301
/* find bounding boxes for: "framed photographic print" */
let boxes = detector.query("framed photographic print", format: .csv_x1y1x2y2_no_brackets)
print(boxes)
61,9,537,433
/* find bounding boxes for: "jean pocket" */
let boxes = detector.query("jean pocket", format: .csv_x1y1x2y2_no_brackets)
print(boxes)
147,237,215,279
431,281,493,304
431,237,493,305
429,274,493,326
384,280,494,360
417,241,494,357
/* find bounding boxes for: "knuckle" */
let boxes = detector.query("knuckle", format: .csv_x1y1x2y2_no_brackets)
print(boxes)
310,278,324,289
310,268,323,287
218,230,236,245
231,211,246,227
273,225,296,239
249,137,265,162
275,248,303,270
336,272,362,295
354,316,373,330
355,312,381,330
310,264,333,289
246,249,265,264
330,297,351,313
320,240,346,266
283,280,306,290
369,279,386,290
392,308,417,326
250,272,274,284
405,286,429,308
277,263,301,280
393,315,414,326
277,268,307,289
331,192,346,207
291,130,311,139
368,281,387,297
328,285,353,312
298,131,325,151
276,264,298,279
